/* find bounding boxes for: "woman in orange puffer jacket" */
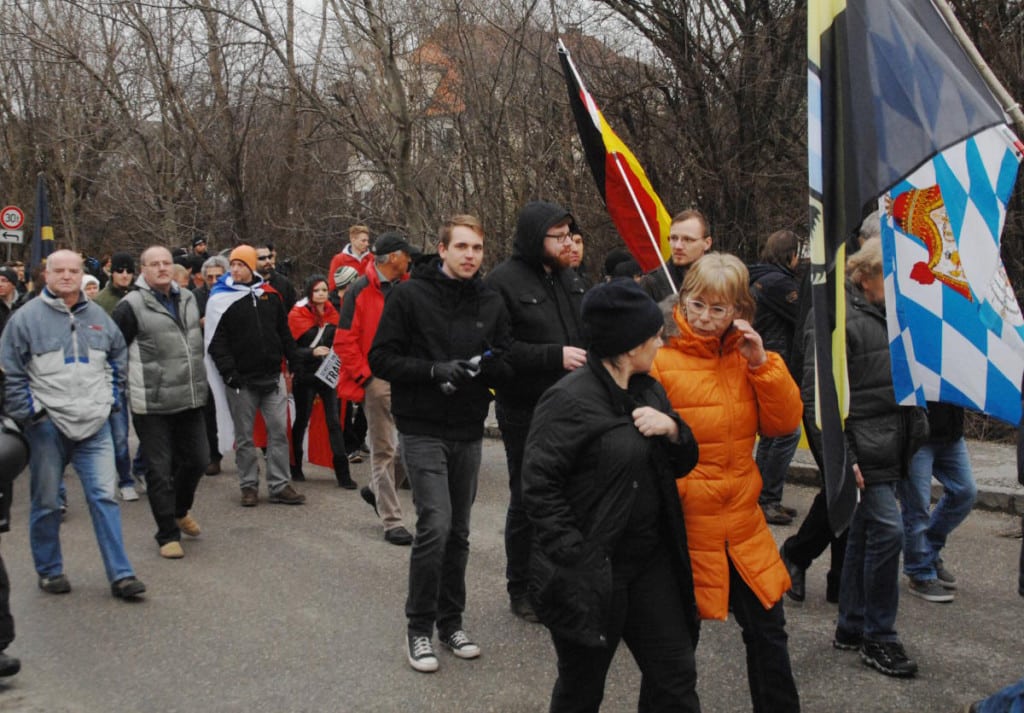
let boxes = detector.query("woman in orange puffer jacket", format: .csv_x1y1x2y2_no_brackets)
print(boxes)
651,252,802,713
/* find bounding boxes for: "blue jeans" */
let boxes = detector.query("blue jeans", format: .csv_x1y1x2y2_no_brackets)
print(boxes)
401,433,481,637
756,427,801,506
975,677,1024,713
108,394,134,488
495,402,533,600
838,481,902,642
898,438,976,581
25,419,135,583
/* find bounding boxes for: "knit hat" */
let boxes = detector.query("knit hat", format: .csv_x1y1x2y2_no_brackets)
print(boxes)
0,267,18,286
229,245,258,273
333,265,359,290
81,274,100,290
581,279,664,358
110,252,135,273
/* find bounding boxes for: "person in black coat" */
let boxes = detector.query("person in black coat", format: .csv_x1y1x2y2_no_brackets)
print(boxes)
523,280,700,713
484,200,587,621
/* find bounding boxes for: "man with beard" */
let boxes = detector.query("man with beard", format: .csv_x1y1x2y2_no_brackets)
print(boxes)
484,201,587,622
639,209,713,303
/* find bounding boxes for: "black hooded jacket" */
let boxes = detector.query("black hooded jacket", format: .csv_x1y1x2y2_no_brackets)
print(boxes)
369,257,514,441
484,201,587,411
748,261,800,367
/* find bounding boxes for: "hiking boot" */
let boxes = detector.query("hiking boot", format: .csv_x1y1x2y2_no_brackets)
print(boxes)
407,634,438,673
269,485,306,505
935,558,957,589
177,513,201,537
908,577,954,603
860,640,918,677
833,627,862,651
360,486,379,516
0,653,20,678
762,502,793,525
159,541,185,559
511,597,540,623
111,576,146,599
240,487,258,507
384,526,413,546
38,574,71,594
440,630,481,659
205,460,221,476
780,545,805,603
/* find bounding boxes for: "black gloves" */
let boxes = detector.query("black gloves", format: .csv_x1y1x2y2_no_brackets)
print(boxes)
431,360,474,386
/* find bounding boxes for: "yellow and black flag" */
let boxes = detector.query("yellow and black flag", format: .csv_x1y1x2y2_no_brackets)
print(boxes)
31,173,55,271
807,0,1007,533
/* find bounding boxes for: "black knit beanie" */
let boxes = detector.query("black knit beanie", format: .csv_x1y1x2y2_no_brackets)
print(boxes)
581,279,664,357
111,252,135,273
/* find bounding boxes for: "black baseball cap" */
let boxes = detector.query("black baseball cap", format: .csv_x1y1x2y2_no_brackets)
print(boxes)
371,232,421,257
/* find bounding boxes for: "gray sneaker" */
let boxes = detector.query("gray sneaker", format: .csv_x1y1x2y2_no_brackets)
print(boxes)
935,558,957,589
908,577,954,603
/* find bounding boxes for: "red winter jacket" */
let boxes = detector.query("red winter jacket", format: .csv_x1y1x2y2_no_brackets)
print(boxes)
327,248,373,290
332,267,387,402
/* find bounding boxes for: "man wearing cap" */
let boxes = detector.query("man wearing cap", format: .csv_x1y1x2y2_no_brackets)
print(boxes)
112,246,208,559
206,245,305,507
0,250,146,600
334,232,417,544
484,200,588,622
328,224,373,290
0,267,21,335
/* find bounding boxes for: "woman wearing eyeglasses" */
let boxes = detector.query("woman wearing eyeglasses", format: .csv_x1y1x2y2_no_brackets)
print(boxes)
651,252,802,713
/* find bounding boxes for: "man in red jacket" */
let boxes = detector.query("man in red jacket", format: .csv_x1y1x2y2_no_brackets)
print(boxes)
333,233,418,545
328,224,373,290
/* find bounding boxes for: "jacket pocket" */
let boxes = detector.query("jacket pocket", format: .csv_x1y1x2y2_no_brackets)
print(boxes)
529,544,612,648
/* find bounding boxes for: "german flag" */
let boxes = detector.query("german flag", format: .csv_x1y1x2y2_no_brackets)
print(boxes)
31,173,55,271
558,41,672,279
808,0,1007,533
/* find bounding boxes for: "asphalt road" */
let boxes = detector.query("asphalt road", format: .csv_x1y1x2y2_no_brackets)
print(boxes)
0,438,1020,713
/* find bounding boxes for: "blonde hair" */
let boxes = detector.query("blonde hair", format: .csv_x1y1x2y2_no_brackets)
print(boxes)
846,236,883,284
679,252,755,321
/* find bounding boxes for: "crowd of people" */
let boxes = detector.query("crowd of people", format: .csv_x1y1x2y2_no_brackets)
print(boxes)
0,203,1019,712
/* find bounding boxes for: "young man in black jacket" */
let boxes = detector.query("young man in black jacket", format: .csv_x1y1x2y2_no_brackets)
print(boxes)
483,201,587,622
369,215,513,673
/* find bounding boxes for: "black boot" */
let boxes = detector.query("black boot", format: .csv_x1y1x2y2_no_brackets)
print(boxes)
334,455,357,490
290,462,306,482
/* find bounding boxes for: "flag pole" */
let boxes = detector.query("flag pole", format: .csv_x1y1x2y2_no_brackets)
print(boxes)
558,41,678,294
931,0,1024,135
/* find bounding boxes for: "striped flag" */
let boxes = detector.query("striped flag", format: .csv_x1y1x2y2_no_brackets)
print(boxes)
808,0,1009,533
557,41,674,283
31,174,55,271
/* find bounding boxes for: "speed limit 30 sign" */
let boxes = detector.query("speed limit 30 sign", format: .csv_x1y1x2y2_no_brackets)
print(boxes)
0,206,24,231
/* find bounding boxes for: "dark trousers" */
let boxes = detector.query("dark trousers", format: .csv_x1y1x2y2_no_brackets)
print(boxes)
401,434,481,637
204,386,221,463
343,401,367,454
291,379,347,478
133,408,209,545
0,549,12,652
549,550,700,713
496,402,534,600
783,484,847,586
1018,515,1023,597
727,562,800,713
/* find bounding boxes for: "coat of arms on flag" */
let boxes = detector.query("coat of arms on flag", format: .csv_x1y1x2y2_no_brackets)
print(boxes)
881,124,1024,426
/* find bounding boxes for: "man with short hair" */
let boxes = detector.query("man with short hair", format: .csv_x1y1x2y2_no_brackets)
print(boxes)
256,244,296,312
113,247,208,559
206,245,305,507
370,215,512,672
484,200,587,621
328,225,373,289
0,250,145,600
639,209,713,302
195,255,229,475
334,232,417,545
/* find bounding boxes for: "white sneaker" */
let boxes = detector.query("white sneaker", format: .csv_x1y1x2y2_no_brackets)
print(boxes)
133,474,147,495
407,634,439,673
119,485,139,502
440,630,481,659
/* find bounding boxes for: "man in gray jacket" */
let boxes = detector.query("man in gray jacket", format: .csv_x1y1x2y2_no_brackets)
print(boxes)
113,246,208,559
0,250,145,599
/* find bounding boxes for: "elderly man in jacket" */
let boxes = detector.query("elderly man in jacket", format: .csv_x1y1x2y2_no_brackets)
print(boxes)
112,246,208,559
0,250,145,600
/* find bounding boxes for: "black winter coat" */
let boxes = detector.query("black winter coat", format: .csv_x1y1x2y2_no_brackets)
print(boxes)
207,284,298,384
802,282,927,485
484,201,586,411
368,258,513,442
749,261,800,369
522,355,700,647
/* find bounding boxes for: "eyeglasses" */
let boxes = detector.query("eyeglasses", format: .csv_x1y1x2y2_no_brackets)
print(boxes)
113,267,133,274
544,232,573,243
685,299,734,320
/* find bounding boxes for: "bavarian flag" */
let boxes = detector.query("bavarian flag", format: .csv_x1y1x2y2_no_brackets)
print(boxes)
558,40,672,278
808,0,1012,534
31,173,55,270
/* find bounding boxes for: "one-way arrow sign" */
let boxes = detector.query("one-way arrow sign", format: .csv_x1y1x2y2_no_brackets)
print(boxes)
0,230,24,244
